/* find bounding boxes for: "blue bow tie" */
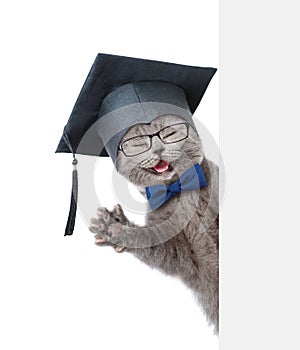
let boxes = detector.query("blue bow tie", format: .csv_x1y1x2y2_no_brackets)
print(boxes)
145,163,207,211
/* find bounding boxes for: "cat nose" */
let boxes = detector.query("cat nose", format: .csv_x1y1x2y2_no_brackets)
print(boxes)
151,135,165,155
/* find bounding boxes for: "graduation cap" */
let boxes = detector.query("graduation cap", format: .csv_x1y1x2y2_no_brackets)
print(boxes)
56,53,217,236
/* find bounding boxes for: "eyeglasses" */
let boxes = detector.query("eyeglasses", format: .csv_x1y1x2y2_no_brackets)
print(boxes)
119,122,189,157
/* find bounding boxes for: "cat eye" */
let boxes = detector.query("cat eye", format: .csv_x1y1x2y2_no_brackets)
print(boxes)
119,122,189,157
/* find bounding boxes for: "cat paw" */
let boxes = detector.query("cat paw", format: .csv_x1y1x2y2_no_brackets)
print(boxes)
89,205,128,252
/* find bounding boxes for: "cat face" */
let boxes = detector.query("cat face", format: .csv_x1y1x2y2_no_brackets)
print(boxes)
116,115,204,188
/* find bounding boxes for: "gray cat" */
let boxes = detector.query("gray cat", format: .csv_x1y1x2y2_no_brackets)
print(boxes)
89,114,219,334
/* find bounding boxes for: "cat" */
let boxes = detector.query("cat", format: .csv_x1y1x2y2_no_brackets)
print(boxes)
89,114,219,333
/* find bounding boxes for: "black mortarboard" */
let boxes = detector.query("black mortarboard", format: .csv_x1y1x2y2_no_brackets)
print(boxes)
56,53,217,235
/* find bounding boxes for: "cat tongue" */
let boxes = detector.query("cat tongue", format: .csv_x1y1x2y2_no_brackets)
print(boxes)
154,160,169,173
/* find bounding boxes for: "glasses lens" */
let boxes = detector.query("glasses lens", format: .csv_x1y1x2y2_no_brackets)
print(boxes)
159,123,188,144
121,135,151,156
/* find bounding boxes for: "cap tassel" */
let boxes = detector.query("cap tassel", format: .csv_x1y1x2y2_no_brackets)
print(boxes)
62,127,78,236
65,157,78,236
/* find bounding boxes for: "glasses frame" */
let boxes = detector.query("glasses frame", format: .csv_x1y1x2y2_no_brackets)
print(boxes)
118,122,190,157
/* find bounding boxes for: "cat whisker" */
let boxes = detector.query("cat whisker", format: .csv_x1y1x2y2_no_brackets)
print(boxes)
140,157,160,168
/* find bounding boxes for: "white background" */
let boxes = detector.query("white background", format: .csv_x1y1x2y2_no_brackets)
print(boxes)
220,0,300,349
0,1,219,349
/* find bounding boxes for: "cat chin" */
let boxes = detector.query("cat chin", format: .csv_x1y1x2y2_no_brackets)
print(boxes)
136,167,178,187
137,154,202,184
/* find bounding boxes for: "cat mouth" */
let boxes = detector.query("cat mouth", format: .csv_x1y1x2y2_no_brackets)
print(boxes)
151,160,173,175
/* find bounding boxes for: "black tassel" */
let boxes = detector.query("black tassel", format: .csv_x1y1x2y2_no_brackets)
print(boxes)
65,158,78,236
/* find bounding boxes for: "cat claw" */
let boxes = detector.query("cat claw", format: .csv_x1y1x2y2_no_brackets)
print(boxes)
94,234,108,246
114,246,126,253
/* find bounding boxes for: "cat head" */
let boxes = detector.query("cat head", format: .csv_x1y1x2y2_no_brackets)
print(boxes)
116,115,205,188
